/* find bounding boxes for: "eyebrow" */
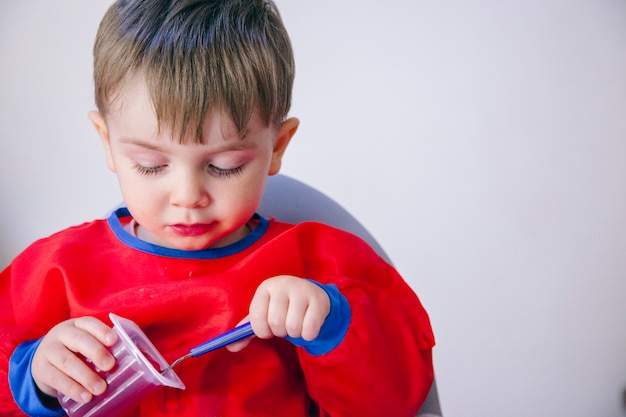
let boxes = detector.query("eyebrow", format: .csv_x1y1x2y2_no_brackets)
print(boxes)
118,137,257,153
119,138,164,151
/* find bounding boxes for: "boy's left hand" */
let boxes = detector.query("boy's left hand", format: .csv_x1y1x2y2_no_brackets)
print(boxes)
227,275,330,352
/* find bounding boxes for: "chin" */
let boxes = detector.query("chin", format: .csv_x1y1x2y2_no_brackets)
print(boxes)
161,236,214,251
175,241,215,251
167,230,240,251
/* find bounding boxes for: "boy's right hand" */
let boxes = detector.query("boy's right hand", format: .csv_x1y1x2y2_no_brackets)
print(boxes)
31,316,118,404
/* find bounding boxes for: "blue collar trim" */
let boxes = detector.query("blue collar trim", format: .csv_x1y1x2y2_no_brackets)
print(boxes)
107,207,269,259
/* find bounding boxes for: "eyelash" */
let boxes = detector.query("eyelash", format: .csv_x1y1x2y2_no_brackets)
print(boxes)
132,164,244,178
134,164,163,176
208,165,244,178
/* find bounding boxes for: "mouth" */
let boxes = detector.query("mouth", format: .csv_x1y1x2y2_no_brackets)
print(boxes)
169,223,214,237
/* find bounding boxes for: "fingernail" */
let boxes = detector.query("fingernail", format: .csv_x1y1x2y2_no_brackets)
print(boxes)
105,332,116,345
92,380,107,395
102,356,115,370
80,391,91,403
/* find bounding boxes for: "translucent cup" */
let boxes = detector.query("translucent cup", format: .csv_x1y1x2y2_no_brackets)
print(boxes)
57,313,185,417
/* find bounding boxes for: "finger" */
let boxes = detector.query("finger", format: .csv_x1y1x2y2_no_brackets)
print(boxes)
284,297,307,339
225,336,253,352
44,342,107,399
37,361,96,404
69,318,117,371
300,301,328,341
73,316,118,347
226,316,255,352
266,291,290,338
301,285,332,341
249,289,273,339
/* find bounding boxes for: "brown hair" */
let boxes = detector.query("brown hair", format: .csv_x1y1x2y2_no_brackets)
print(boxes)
93,0,294,141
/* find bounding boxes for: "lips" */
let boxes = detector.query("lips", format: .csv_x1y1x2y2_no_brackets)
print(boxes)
169,223,214,237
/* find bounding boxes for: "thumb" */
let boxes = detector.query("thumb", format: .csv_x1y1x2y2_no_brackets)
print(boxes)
226,316,255,352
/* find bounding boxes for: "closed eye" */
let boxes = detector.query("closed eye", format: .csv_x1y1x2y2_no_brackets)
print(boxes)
133,164,165,176
208,165,243,178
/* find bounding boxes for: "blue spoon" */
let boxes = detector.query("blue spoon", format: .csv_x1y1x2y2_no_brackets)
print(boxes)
161,322,254,374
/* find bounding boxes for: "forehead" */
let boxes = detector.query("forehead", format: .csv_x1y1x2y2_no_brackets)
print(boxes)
106,74,258,144
106,73,154,120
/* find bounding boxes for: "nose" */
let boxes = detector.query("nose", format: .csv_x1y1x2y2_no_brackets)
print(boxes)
169,170,210,208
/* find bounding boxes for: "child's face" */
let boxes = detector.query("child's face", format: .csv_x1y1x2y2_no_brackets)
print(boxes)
90,76,297,250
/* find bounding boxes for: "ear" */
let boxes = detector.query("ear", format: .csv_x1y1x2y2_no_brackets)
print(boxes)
88,110,116,172
268,117,299,175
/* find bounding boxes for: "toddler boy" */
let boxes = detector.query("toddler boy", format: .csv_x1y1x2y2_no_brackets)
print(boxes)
0,1,434,416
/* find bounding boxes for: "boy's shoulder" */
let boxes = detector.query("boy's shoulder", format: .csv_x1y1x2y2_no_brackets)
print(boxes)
269,218,354,238
268,219,377,257
38,217,110,243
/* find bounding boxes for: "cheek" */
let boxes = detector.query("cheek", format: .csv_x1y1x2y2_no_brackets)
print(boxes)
116,174,161,211
244,177,268,210
116,173,144,196
223,176,267,212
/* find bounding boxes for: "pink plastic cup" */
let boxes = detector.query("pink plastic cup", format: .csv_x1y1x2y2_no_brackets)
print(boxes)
57,313,185,417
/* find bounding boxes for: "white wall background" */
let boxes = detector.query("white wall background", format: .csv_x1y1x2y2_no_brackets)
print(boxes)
1,1,625,416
